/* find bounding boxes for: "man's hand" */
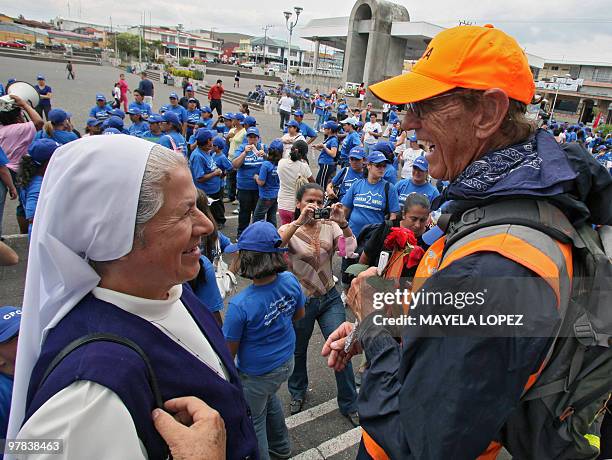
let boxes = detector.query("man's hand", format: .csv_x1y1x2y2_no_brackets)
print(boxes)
347,266,379,321
153,397,226,460
8,185,17,200
322,321,362,372
9,94,27,108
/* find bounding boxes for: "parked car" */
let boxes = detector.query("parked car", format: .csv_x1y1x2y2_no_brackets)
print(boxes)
239,62,256,69
0,41,26,49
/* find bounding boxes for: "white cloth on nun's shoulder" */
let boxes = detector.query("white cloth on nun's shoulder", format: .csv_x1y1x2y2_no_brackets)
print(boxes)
18,285,228,460
8,135,154,443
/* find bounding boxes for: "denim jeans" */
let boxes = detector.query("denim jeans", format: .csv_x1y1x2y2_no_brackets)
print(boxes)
240,357,294,460
237,188,259,238
0,179,6,236
226,170,237,201
288,286,358,415
252,198,278,227
315,114,325,132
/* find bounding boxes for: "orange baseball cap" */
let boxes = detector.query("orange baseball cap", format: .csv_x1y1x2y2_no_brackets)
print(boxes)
369,24,535,105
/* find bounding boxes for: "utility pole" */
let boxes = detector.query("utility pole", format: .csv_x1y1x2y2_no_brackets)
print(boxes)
138,12,142,66
262,24,272,66
283,7,303,84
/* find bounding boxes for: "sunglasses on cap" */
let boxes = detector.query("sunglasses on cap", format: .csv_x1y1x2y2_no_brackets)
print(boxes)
407,88,474,118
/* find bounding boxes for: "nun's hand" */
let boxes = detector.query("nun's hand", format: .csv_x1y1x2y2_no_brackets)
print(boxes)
153,397,226,460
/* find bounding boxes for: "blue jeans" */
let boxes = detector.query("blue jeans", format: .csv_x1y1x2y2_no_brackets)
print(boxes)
315,114,325,131
253,198,278,227
364,142,376,155
288,286,358,415
240,357,294,460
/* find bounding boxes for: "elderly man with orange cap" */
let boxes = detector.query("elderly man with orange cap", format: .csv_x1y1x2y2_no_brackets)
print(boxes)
322,25,612,460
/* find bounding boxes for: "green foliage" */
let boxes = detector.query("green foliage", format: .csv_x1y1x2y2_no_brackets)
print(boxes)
179,58,192,67
115,33,140,57
192,70,204,81
596,124,611,136
171,69,193,78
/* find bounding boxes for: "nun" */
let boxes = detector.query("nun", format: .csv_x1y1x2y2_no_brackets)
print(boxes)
7,135,258,459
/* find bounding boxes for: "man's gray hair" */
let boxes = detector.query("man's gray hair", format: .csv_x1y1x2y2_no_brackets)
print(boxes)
134,144,187,242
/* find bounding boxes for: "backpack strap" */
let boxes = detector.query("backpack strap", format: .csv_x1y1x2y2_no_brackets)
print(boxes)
383,181,390,217
39,332,165,411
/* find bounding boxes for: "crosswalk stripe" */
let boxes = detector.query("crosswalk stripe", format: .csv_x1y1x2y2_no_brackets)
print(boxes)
285,398,339,429
290,427,361,460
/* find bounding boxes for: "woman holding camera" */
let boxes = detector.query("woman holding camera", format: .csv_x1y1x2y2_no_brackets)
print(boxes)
278,183,359,426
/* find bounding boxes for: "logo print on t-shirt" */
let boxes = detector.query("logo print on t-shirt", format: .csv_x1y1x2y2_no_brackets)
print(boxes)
264,295,297,326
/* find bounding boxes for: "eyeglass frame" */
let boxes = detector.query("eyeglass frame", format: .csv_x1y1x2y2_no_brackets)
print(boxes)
406,88,478,119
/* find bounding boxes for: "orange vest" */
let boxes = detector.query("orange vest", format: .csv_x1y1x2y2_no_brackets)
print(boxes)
361,225,573,460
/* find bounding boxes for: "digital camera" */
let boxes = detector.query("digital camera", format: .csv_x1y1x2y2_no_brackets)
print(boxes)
313,207,332,220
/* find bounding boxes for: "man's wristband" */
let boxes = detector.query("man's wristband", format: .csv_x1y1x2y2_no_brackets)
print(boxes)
339,222,349,230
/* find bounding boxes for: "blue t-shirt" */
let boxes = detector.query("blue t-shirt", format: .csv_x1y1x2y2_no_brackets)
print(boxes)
142,131,163,143
223,271,306,375
193,256,224,313
24,175,43,221
258,161,279,199
314,99,326,116
35,85,52,108
235,144,265,191
389,127,399,143
341,179,401,237
0,83,5,97
299,121,317,139
128,121,150,137
167,105,188,124
35,129,78,145
158,132,187,155
395,178,440,205
383,163,398,184
318,136,339,165
128,101,152,117
89,105,110,118
0,146,8,166
214,152,233,172
186,109,202,123
189,147,221,194
331,166,365,200
339,131,361,163
0,372,13,439
337,103,348,116
216,125,230,136
199,118,214,130
388,110,399,124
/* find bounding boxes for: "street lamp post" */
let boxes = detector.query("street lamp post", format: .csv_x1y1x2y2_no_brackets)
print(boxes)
549,73,572,122
284,6,303,84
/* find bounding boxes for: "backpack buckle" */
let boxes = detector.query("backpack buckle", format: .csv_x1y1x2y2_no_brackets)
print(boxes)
461,207,485,225
574,315,597,347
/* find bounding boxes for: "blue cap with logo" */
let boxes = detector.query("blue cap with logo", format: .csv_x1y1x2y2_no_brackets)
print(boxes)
348,146,366,159
159,105,168,114
372,141,394,156
368,151,390,164
28,139,60,166
37,75,45,81
294,110,304,117
223,112,233,120
202,106,213,113
224,221,288,254
244,116,257,126
246,127,260,137
103,116,124,130
195,128,214,144
323,121,339,131
96,93,106,101
412,155,429,171
48,109,71,124
103,128,121,135
109,108,125,119
0,306,21,343
95,111,110,120
148,113,164,123
162,111,181,128
86,117,103,127
127,107,142,116
233,113,245,124
286,120,300,129
185,85,194,92
169,92,179,99
213,137,226,149
269,139,284,152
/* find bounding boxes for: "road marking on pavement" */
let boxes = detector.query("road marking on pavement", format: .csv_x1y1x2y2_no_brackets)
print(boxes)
290,427,361,460
285,398,339,429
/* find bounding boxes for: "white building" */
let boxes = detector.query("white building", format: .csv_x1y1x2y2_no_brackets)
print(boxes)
234,36,304,67
127,26,222,60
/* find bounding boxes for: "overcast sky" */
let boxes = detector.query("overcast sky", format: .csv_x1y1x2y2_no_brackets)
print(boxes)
1,0,611,61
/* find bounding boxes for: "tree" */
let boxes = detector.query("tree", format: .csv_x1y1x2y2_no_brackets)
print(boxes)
115,32,140,57
146,40,163,61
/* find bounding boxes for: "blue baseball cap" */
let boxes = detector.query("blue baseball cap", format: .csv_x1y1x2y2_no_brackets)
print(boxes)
96,93,106,101
412,155,429,171
159,105,168,114
187,98,197,103
244,116,257,126
287,120,300,129
37,75,45,80
213,137,226,149
103,128,121,135
28,139,60,166
95,111,110,120
224,221,288,254
201,106,212,113
48,109,71,124
595,145,607,152
373,141,394,156
86,118,103,127
233,113,245,123
0,306,21,343
348,146,366,160
341,117,359,127
323,121,339,131
390,105,398,110
246,127,260,137
357,121,364,128
408,134,418,142
103,116,124,130
148,113,163,123
169,92,179,99
368,151,390,164
195,128,214,144
109,108,125,119
294,110,304,117
185,85,194,92
162,111,181,128
269,139,284,152
223,112,233,120
127,107,142,116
